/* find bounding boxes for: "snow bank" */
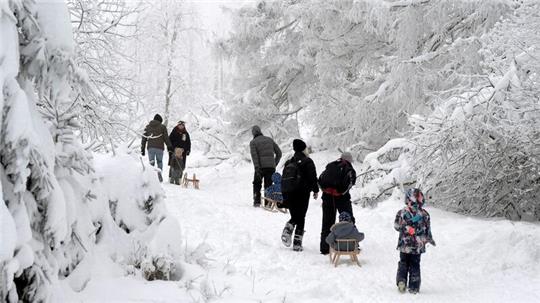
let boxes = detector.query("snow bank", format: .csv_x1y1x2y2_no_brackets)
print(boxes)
94,152,166,233
54,150,540,302
0,194,17,262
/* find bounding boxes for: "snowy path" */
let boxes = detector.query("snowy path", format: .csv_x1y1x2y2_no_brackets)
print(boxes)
163,154,540,303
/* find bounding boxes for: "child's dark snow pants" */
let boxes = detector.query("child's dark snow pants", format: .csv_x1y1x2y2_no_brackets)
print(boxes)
396,252,421,291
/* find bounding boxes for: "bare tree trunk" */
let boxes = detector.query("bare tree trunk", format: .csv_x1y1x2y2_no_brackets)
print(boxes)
163,20,179,127
219,50,223,100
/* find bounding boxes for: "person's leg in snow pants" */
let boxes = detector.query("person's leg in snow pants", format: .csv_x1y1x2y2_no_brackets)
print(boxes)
252,168,275,206
287,190,310,250
182,151,188,170
288,191,310,235
396,252,421,291
320,195,356,254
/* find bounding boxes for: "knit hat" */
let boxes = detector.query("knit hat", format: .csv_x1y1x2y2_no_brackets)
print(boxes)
153,114,163,123
341,152,353,163
339,211,352,222
293,139,307,152
252,125,262,136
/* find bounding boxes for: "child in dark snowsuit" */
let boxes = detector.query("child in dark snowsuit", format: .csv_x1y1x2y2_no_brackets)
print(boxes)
325,211,364,251
169,147,184,185
394,188,436,294
264,172,283,207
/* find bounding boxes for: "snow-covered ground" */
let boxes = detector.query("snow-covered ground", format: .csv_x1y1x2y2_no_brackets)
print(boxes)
65,152,540,302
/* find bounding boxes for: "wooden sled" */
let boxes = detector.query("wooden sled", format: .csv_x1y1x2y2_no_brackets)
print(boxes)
182,173,200,189
262,196,288,213
329,239,361,267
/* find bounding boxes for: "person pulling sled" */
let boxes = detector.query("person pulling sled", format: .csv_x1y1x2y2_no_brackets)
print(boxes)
280,139,319,252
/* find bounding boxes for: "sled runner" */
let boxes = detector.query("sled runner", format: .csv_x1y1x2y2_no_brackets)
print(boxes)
329,239,361,267
262,196,288,213
182,173,200,189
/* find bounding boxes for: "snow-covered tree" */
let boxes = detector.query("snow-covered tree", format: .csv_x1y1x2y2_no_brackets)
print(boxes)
225,0,511,156
1,1,180,301
132,0,209,126
1,1,95,300
410,0,540,220
67,0,142,148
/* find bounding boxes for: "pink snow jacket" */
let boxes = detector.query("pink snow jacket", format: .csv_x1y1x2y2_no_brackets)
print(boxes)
394,206,435,254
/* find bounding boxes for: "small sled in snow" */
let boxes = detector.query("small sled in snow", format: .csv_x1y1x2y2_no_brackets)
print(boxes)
182,173,200,189
329,239,361,267
262,196,287,213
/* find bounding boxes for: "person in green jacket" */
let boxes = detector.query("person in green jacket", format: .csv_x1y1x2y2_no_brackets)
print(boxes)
141,114,172,182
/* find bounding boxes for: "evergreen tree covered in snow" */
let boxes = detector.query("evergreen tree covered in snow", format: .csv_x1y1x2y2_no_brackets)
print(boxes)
410,1,540,220
1,1,92,300
1,1,177,301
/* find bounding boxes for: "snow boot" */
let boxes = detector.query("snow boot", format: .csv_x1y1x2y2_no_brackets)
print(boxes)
397,281,406,293
408,288,419,294
158,172,163,183
281,222,294,247
253,192,261,207
293,234,303,252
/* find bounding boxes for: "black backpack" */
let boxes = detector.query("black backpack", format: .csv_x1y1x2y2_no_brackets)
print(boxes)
318,160,351,193
281,157,303,193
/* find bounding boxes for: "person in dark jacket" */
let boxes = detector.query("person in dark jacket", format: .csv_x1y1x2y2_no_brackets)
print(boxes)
141,114,172,182
325,211,364,251
394,188,435,294
249,125,282,207
319,152,357,255
280,139,319,252
169,121,191,182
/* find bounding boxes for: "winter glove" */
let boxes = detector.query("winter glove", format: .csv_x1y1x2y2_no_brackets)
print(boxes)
406,226,416,236
141,149,145,156
187,151,190,156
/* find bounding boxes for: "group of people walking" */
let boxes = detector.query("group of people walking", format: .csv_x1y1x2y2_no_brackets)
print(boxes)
249,125,436,294
141,114,191,183
249,125,358,254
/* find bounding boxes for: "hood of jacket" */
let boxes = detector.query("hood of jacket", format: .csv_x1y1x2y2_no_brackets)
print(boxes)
252,125,262,137
331,222,357,238
146,120,164,135
149,119,162,127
